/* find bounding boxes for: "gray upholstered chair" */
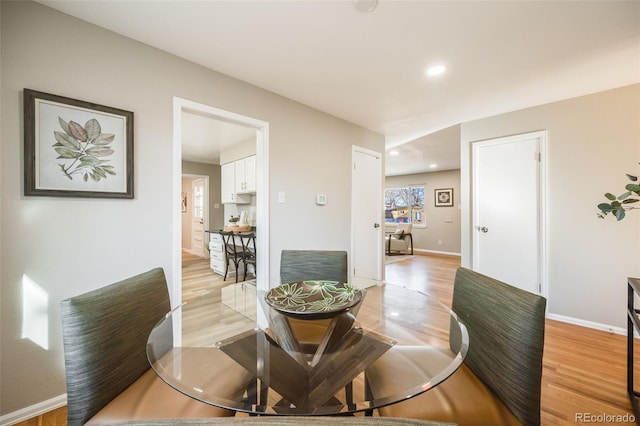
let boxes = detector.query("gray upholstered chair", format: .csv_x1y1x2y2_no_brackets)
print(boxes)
60,268,238,425
280,249,348,284
366,267,546,426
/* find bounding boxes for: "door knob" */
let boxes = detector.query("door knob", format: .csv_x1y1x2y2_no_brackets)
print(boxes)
374,223,380,228
479,226,488,233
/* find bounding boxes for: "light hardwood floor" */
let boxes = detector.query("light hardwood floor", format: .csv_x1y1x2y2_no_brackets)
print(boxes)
385,253,636,425
17,252,635,425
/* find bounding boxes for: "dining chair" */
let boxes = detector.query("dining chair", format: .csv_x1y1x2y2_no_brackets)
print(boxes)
239,232,256,281
280,249,348,284
60,268,240,425
278,249,350,355
366,267,546,426
220,230,245,282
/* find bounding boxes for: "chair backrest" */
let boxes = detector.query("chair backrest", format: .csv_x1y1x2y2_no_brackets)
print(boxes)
280,250,348,283
451,267,546,426
240,232,256,263
60,268,171,425
220,230,241,257
397,223,412,234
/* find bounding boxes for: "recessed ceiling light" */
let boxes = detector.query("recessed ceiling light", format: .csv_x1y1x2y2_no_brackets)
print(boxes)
389,150,399,156
429,164,438,168
426,65,446,77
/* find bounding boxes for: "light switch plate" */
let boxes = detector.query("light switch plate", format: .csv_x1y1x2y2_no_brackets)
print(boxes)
316,194,327,205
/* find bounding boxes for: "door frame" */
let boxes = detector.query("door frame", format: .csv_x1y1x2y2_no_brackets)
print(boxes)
471,130,547,297
350,145,384,288
172,97,270,307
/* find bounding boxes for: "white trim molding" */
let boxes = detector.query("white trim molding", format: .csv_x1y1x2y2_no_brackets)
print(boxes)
546,313,625,336
0,394,66,425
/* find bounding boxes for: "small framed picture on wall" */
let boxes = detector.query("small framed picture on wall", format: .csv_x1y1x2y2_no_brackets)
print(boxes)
435,188,453,207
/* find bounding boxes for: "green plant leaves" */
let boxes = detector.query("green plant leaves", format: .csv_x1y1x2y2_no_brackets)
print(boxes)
598,203,613,212
598,170,640,221
52,117,116,182
625,183,640,193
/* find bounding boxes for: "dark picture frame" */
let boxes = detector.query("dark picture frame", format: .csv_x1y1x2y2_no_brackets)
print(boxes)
435,188,454,207
24,89,134,198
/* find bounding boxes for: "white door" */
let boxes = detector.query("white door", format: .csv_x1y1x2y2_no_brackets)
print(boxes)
351,146,383,288
191,178,206,258
472,131,546,295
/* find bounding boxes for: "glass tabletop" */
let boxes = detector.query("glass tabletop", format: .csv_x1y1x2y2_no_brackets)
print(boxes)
147,281,468,416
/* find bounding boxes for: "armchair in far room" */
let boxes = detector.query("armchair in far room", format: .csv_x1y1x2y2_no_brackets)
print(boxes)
385,223,413,255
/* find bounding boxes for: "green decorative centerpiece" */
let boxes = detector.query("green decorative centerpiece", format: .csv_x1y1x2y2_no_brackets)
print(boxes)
265,281,362,320
597,170,640,221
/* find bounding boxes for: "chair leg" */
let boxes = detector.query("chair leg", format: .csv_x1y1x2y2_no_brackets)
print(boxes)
223,260,229,281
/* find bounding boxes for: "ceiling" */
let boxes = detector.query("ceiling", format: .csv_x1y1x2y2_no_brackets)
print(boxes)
39,0,640,175
181,110,256,164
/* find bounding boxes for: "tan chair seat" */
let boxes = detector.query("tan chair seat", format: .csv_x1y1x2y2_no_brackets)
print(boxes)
376,363,521,426
86,368,235,424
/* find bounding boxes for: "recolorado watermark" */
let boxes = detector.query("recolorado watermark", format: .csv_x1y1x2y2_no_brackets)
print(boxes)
575,412,635,423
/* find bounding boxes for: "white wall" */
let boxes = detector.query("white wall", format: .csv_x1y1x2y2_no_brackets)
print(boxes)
0,1,384,416
461,84,640,331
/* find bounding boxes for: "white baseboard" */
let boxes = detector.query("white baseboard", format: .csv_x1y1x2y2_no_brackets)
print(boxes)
546,313,626,336
416,248,462,257
351,276,383,289
182,248,206,258
0,394,66,426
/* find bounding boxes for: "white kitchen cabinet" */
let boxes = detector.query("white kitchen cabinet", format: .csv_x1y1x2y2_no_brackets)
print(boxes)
235,155,256,194
221,161,250,204
209,232,229,276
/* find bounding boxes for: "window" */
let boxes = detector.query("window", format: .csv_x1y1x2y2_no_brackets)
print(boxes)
193,183,204,219
384,185,425,225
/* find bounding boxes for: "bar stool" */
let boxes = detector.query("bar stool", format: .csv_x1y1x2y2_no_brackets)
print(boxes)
239,232,256,281
219,231,244,282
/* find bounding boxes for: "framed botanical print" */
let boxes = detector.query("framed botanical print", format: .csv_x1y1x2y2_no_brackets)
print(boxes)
24,89,134,198
435,188,454,207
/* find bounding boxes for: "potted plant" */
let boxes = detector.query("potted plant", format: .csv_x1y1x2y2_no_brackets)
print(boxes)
597,170,640,221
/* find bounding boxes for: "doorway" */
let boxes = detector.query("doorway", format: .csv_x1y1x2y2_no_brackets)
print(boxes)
471,130,547,296
172,97,270,307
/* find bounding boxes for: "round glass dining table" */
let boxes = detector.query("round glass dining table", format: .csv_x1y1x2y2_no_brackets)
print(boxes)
147,281,469,416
